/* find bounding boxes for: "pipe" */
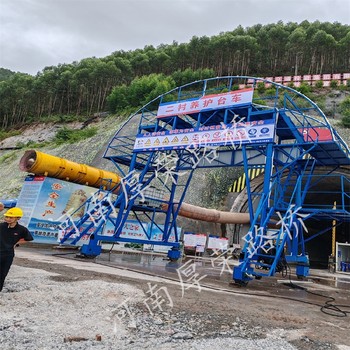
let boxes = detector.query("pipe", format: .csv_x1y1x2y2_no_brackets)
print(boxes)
19,150,250,224
19,150,121,189
165,202,250,224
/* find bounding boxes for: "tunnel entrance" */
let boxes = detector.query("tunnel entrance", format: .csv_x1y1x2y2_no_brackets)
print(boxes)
305,220,349,269
233,167,350,269
303,170,350,268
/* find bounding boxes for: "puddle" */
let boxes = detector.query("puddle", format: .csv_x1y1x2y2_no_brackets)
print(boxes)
311,275,350,289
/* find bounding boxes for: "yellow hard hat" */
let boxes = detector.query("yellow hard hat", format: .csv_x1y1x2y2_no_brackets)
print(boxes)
4,207,23,218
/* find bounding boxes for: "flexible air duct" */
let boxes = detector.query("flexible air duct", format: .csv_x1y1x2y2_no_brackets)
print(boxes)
19,149,121,189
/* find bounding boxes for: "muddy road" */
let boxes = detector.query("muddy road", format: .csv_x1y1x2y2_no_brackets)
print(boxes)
1,247,349,350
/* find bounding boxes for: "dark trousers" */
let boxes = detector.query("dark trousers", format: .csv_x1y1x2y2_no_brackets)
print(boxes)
0,253,14,291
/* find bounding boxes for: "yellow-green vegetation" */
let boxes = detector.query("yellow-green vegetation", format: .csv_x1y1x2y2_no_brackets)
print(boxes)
339,96,350,128
0,151,17,165
53,126,98,144
15,140,50,149
0,130,21,142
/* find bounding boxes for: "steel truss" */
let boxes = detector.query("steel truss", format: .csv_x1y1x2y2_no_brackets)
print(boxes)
59,77,350,284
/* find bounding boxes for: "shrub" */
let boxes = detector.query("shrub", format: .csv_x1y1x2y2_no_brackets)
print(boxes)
297,82,311,95
257,82,266,94
54,126,98,144
265,87,277,96
0,129,21,142
314,80,324,88
339,96,350,128
330,80,339,89
341,115,350,128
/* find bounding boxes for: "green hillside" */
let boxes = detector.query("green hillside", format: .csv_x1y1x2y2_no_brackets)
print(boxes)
1,20,350,131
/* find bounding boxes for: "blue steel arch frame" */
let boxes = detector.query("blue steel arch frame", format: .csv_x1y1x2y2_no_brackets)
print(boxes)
60,76,350,284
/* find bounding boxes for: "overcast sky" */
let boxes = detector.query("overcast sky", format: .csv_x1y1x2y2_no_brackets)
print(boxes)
1,0,349,76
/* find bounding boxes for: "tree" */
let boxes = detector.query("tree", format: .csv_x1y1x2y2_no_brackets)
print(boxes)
339,96,350,128
0,68,15,82
107,74,176,113
287,27,307,75
309,30,337,74
1,21,349,129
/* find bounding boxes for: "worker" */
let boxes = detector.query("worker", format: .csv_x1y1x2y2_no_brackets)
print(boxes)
0,207,33,292
0,202,4,212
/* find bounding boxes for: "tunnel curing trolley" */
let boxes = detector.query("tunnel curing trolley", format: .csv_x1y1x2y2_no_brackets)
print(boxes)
57,76,350,285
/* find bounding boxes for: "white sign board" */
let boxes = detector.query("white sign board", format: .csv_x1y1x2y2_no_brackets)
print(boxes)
207,236,229,250
184,233,207,248
133,119,275,152
157,88,254,118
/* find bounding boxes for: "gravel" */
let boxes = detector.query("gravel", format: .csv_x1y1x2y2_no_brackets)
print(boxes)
0,263,304,350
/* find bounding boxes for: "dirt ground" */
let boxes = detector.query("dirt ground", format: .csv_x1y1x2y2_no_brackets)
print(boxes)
1,246,350,350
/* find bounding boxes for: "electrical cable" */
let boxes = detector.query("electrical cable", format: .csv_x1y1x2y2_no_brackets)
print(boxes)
283,263,350,317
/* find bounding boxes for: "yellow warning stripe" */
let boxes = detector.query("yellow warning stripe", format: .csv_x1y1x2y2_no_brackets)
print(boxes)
229,167,264,192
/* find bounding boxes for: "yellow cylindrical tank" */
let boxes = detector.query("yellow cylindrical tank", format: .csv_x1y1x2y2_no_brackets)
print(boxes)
19,150,121,189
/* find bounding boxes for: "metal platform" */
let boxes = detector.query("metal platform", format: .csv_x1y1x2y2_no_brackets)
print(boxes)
59,76,350,285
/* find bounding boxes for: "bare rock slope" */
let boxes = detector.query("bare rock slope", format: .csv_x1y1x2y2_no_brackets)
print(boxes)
0,114,348,207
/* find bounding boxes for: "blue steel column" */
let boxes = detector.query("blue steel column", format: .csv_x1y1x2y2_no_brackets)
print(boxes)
233,143,274,283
